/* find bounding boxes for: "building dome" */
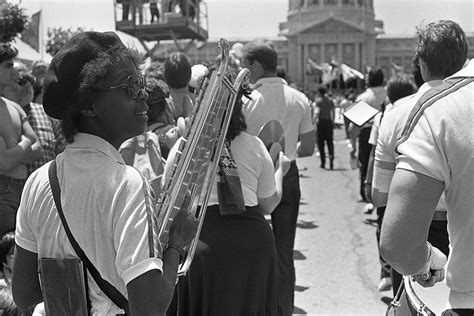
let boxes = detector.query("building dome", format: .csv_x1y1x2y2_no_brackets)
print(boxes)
285,0,375,34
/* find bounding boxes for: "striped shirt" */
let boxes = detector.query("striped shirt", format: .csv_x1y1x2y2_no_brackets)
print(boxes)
396,59,474,306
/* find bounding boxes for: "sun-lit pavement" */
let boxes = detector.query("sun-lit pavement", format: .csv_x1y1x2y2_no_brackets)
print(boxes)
292,128,391,315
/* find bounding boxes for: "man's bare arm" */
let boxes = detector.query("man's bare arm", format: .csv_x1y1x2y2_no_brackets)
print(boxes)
20,119,42,163
380,168,443,275
0,136,32,170
297,130,315,157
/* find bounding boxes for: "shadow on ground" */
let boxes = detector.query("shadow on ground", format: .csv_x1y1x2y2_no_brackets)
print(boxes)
293,306,307,315
297,220,319,229
295,285,309,292
293,250,307,260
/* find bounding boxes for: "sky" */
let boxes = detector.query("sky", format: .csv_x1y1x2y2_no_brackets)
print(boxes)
15,0,474,53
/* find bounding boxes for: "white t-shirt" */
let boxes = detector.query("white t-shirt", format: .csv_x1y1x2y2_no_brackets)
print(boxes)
16,133,163,315
207,132,276,206
396,60,474,307
243,77,313,161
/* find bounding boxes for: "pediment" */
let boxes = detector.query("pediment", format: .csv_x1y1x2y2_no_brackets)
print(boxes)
302,17,363,34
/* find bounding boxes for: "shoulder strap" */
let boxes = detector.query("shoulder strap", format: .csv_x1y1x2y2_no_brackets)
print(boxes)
48,160,130,315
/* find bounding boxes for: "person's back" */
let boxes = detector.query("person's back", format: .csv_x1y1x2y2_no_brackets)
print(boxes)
316,94,334,121
245,82,312,161
380,20,473,310
241,38,314,316
395,61,474,307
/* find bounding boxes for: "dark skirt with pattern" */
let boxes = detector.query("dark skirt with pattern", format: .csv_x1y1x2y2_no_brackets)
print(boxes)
167,205,278,316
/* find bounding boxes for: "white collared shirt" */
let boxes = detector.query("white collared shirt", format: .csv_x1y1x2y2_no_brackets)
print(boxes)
243,77,313,161
16,133,163,315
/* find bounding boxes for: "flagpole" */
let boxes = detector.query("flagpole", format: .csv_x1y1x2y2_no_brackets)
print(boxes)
39,0,43,60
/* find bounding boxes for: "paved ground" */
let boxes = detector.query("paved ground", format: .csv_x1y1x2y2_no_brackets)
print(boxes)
291,128,392,315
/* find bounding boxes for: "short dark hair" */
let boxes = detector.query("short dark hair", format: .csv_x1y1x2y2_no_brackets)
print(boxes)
0,43,18,63
367,67,384,87
146,77,170,124
243,39,278,72
415,20,468,78
145,61,165,80
318,86,327,95
276,66,286,80
164,52,192,89
0,230,14,267
386,74,417,104
411,57,425,88
226,85,249,142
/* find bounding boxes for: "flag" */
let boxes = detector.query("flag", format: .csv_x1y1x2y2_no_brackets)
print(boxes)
391,62,404,74
22,10,41,52
340,63,365,82
306,58,322,75
321,62,338,85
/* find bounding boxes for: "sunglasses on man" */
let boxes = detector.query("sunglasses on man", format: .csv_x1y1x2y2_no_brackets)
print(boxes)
104,73,147,99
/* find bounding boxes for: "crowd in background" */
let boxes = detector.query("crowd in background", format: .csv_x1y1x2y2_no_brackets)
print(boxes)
0,18,473,316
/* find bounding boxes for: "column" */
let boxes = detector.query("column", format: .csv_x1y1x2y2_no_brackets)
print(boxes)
337,42,343,63
354,42,360,70
321,43,326,64
304,43,309,91
296,40,303,87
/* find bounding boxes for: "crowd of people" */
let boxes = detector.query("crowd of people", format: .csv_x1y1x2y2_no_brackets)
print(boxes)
0,18,472,316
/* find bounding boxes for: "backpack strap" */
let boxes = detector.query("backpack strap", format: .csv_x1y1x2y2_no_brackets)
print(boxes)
48,160,130,315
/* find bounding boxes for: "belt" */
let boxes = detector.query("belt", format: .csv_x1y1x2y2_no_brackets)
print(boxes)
432,210,447,221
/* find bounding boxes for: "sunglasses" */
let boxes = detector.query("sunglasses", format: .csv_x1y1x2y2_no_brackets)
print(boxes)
105,74,146,99
17,74,35,86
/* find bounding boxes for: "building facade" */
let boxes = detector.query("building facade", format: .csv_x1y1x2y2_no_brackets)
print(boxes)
152,0,474,93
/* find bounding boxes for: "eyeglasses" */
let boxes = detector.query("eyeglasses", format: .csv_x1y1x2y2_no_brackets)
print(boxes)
17,73,35,86
104,74,146,99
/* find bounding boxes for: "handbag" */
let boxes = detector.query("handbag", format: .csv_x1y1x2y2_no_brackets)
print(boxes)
216,141,246,216
47,160,130,315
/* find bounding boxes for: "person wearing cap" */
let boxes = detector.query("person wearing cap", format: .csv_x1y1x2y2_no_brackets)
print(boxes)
11,31,197,315
3,62,66,176
0,43,42,237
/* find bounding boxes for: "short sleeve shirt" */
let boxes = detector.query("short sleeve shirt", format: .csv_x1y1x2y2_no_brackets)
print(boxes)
396,62,474,298
207,132,276,206
16,133,163,315
243,78,313,161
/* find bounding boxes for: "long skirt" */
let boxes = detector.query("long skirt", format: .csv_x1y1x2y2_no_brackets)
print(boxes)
167,205,278,316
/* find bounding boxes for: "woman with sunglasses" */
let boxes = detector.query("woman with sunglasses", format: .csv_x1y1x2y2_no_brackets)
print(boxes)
12,31,197,316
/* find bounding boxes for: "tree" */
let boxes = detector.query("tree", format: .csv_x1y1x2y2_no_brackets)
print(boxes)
45,27,86,56
0,1,28,43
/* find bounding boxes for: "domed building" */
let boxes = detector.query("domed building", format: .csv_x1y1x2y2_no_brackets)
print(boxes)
148,0,474,94
279,0,381,91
